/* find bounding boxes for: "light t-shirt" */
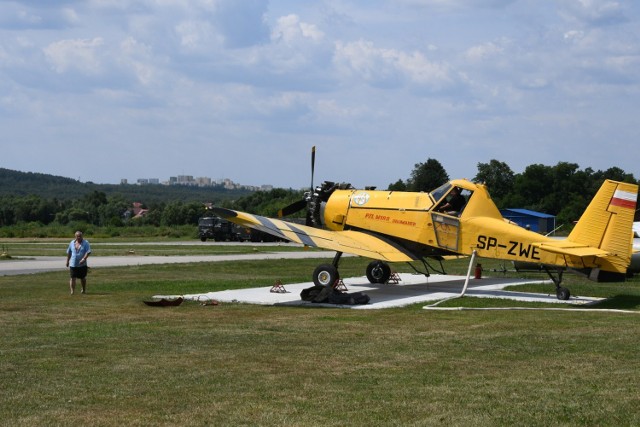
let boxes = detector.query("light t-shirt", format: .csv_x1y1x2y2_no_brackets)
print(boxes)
67,239,91,267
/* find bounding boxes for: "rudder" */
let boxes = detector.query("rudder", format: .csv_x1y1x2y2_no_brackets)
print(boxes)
568,179,638,276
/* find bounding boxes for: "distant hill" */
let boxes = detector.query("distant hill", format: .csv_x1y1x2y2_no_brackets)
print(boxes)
0,168,252,203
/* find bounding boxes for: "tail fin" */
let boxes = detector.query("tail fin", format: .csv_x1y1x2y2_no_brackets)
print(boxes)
568,180,638,279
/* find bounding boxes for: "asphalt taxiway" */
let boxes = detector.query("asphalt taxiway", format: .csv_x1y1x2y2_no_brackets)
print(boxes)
0,251,336,276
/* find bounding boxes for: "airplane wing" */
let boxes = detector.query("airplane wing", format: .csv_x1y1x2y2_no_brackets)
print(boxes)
211,208,418,262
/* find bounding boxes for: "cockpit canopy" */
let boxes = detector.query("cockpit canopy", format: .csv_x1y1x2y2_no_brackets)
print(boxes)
430,182,473,216
429,182,452,204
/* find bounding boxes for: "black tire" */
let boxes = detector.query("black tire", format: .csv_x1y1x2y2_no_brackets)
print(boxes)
200,237,207,242
366,261,391,284
312,264,339,287
556,287,571,301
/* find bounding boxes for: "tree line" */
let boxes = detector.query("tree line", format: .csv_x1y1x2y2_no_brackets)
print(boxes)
0,167,251,203
388,159,638,226
0,188,303,229
0,160,637,232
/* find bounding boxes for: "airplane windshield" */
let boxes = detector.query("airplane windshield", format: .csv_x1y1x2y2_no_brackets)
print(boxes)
429,183,452,203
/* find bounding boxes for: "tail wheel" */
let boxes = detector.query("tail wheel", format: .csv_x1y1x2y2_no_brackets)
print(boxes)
556,287,571,301
366,261,391,284
313,264,339,287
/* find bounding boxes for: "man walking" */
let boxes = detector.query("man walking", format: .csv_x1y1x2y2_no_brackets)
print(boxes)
66,231,91,294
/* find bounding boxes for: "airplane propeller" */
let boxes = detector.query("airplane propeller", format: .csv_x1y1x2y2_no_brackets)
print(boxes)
310,145,315,192
277,198,307,218
278,146,353,227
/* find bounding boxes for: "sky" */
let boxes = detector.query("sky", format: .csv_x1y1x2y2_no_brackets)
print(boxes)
1,0,639,190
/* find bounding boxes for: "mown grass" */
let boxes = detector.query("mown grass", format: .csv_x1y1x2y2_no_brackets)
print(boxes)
0,240,311,258
1,252,640,426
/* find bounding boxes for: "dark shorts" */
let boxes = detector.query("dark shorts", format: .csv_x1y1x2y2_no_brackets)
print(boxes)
69,266,88,279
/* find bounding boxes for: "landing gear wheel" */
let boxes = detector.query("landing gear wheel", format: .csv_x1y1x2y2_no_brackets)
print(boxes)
366,261,391,284
313,264,339,287
556,287,571,301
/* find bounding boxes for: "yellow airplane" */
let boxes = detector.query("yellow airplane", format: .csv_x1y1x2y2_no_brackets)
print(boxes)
213,172,637,301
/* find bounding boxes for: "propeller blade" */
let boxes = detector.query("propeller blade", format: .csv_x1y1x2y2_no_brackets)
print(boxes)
278,199,308,218
310,145,315,191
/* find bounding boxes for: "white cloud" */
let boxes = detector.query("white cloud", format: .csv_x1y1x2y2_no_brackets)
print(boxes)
0,2,81,29
392,0,517,10
334,39,454,90
0,0,638,188
271,14,324,44
174,19,217,49
43,38,105,74
118,37,157,85
563,29,584,41
559,0,628,26
465,41,505,62
62,7,80,24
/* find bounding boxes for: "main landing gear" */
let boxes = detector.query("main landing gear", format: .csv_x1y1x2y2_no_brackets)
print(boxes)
543,266,571,300
366,260,391,284
312,252,342,287
311,252,393,287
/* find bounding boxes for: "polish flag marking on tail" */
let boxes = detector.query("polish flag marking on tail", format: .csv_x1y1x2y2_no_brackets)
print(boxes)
610,190,637,209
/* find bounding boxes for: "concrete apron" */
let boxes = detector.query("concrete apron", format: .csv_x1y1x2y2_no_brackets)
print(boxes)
153,273,603,310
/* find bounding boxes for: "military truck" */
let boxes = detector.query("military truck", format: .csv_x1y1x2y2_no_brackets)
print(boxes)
198,216,241,241
199,216,256,242
198,216,289,243
198,217,217,241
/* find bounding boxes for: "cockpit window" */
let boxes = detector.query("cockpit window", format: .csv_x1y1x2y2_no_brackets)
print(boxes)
429,182,452,203
433,186,474,216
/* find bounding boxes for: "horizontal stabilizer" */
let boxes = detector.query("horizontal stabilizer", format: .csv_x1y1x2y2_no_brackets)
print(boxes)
533,242,609,258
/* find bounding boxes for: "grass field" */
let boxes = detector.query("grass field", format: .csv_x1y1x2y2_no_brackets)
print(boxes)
1,242,640,426
0,240,312,258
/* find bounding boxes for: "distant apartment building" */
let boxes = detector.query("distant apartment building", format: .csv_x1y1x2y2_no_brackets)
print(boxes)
124,174,272,191
195,177,212,187
177,175,195,185
136,178,159,185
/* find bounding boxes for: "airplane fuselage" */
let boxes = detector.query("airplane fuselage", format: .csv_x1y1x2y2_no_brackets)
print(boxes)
322,179,633,275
